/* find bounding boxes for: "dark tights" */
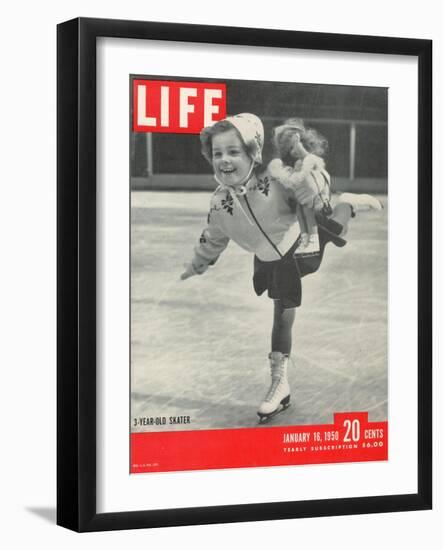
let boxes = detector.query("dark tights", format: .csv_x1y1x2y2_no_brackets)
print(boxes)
271,301,295,355
271,203,353,356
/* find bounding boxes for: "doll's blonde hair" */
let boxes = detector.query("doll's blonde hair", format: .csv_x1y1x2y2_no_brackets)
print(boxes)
273,118,328,165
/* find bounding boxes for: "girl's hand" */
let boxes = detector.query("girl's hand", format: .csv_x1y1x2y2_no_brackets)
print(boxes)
294,169,331,210
180,263,197,280
293,173,318,207
180,261,209,280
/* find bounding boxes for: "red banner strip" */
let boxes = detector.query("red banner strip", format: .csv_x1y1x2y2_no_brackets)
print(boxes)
131,412,387,474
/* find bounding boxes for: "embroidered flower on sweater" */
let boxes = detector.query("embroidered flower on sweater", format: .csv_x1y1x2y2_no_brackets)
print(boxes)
221,192,234,215
256,176,270,196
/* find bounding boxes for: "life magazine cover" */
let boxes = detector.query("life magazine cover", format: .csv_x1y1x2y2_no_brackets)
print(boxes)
130,75,388,474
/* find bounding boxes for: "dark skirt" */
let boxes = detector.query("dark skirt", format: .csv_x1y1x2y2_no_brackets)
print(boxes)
253,216,344,309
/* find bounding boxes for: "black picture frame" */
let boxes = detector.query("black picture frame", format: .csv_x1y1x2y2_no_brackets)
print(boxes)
57,17,432,532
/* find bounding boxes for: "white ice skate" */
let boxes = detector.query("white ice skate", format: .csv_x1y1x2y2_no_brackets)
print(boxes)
338,192,383,213
293,233,320,257
257,352,291,424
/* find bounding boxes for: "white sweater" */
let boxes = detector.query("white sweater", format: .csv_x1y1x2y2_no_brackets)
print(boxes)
191,164,330,270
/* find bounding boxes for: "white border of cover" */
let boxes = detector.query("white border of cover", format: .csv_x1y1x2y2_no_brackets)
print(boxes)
96,37,418,513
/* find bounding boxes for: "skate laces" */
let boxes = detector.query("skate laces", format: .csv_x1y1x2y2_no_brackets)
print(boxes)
264,363,287,402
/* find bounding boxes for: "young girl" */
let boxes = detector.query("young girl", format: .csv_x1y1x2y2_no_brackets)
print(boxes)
269,118,332,257
180,113,382,423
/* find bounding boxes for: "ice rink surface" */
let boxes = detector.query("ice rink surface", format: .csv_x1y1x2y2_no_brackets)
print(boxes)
131,190,388,431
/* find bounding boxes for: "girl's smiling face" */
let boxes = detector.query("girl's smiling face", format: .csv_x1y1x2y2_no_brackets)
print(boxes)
211,129,253,186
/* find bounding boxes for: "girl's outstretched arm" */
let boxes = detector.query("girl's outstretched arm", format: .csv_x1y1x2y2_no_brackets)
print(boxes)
181,214,230,280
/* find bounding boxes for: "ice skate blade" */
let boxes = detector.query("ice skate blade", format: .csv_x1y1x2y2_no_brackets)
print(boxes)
293,250,320,259
257,397,291,424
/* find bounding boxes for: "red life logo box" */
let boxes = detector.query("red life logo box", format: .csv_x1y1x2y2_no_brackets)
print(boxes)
133,79,227,133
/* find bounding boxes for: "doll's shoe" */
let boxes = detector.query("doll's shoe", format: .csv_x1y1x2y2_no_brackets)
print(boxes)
294,233,320,257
